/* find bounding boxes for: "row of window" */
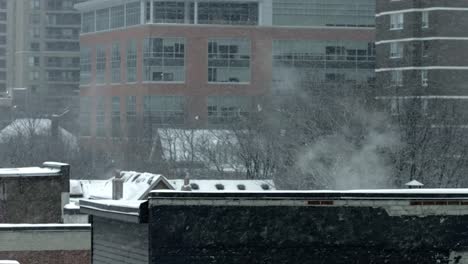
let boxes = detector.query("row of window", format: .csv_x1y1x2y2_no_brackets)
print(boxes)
273,0,375,27
390,11,428,30
390,70,428,87
82,1,259,33
80,38,252,85
389,41,430,59
81,38,377,86
80,95,253,136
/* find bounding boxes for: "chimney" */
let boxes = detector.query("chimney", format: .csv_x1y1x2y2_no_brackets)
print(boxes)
181,173,191,191
112,170,124,200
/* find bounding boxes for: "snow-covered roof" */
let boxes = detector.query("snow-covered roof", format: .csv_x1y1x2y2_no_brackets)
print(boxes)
0,119,77,149
79,199,148,223
0,167,60,177
405,180,424,187
70,171,174,200
82,199,146,210
168,179,276,192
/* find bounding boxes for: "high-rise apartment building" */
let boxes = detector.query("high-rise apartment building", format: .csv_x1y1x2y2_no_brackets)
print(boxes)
75,0,375,139
7,0,84,115
375,0,468,118
0,0,6,94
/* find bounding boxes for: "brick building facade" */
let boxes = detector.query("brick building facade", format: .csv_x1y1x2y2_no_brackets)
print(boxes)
375,0,468,118
75,0,376,140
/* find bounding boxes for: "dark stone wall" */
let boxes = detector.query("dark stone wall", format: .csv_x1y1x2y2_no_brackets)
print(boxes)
149,205,468,264
0,176,63,223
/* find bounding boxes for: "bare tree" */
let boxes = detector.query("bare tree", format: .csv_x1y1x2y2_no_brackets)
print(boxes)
391,98,468,187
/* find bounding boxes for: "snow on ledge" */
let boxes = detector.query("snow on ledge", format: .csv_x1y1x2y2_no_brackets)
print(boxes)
150,188,468,195
0,167,61,177
0,224,90,228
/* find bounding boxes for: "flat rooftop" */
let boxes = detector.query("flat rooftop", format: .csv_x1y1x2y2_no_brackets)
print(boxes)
149,189,468,199
0,167,61,177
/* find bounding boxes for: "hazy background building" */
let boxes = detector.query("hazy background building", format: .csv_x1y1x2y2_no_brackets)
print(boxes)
0,0,7,94
375,0,468,120
7,0,84,119
75,0,375,140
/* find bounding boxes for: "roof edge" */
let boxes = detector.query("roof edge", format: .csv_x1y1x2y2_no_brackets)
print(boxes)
80,200,148,223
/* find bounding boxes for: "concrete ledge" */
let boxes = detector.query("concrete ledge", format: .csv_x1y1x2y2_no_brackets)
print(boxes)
0,225,90,251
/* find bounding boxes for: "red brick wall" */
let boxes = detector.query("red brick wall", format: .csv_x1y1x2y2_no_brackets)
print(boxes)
0,250,90,264
79,24,375,133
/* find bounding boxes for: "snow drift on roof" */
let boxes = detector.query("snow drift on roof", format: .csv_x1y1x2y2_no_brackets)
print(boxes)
72,171,172,200
169,179,276,192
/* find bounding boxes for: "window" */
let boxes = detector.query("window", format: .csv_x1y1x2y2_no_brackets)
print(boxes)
30,42,40,51
30,27,41,38
82,12,95,33
422,11,429,28
29,71,40,81
391,70,403,87
272,40,375,87
126,2,141,26
110,5,125,29
390,98,403,116
127,40,137,82
143,37,185,82
198,2,258,25
126,96,138,137
96,45,107,84
390,13,404,30
30,0,40,10
96,8,110,31
207,96,252,124
30,14,41,24
422,41,429,57
80,47,92,85
153,2,190,24
421,99,428,115
325,73,345,82
28,56,40,67
143,96,185,130
390,42,403,58
96,97,106,137
272,0,375,27
421,70,428,87
112,97,121,137
111,43,121,83
208,38,251,83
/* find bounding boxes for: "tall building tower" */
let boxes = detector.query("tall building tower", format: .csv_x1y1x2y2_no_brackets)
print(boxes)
0,0,7,95
7,0,84,115
75,0,375,140
375,0,468,118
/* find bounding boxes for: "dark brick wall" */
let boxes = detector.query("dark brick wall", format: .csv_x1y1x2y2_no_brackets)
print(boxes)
0,250,90,264
149,205,468,264
0,176,63,223
375,0,468,102
377,0,468,13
